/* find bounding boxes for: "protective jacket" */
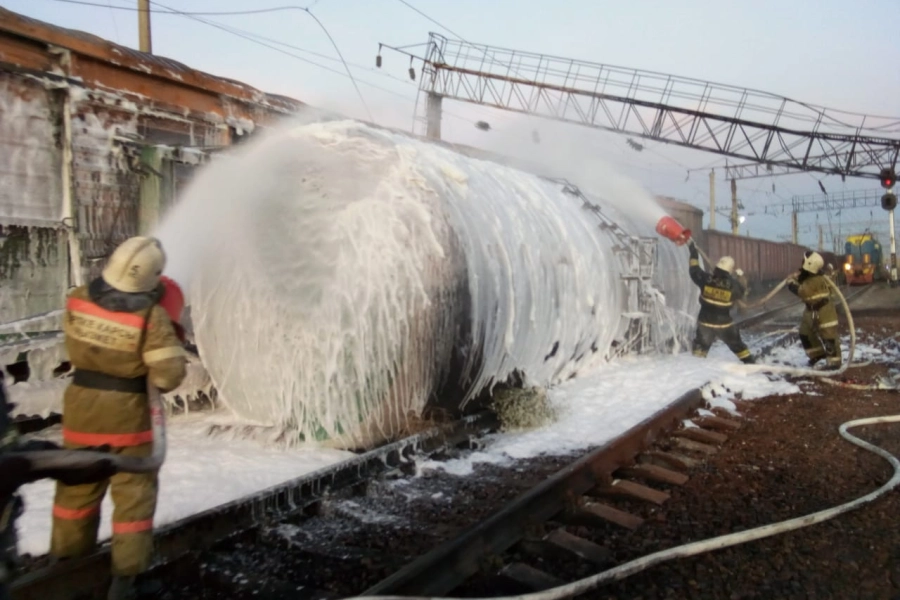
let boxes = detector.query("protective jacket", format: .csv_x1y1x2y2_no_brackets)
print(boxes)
689,247,744,327
787,271,833,313
51,279,186,576
787,270,840,366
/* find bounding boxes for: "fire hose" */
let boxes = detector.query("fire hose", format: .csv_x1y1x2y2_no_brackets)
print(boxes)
12,384,166,474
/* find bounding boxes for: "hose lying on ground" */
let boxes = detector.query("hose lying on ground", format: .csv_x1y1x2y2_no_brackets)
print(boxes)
348,413,900,600
14,384,167,474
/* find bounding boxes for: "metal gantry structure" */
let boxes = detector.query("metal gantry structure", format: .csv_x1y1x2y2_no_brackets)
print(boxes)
759,188,888,248
400,33,900,180
381,33,900,280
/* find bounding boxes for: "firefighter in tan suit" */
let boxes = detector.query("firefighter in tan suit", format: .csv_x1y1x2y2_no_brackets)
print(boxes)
50,237,186,600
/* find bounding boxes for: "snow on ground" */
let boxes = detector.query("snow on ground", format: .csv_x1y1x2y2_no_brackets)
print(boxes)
419,344,799,477
16,413,354,557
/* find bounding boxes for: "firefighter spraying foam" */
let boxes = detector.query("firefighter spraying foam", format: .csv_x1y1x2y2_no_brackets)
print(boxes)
654,215,754,364
687,242,755,364
47,236,187,600
787,251,842,370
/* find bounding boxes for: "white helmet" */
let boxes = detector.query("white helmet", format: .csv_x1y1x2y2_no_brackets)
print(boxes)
716,256,735,274
802,251,824,275
102,236,167,293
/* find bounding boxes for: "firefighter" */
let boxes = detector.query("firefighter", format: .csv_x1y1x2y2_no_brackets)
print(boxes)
787,251,841,369
50,236,187,600
688,241,755,364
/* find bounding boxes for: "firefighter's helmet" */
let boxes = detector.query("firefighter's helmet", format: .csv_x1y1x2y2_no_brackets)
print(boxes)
802,251,824,275
716,256,735,274
102,237,166,294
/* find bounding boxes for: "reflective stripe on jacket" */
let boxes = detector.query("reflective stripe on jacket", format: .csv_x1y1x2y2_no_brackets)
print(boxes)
689,259,743,327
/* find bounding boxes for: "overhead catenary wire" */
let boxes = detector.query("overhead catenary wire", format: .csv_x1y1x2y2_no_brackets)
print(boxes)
146,0,374,122
40,0,324,16
50,0,498,129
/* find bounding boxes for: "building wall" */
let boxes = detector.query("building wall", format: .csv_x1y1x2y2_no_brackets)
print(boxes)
0,6,304,326
0,73,69,324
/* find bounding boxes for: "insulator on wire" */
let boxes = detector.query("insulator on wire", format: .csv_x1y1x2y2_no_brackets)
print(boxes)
376,54,382,68
408,57,416,80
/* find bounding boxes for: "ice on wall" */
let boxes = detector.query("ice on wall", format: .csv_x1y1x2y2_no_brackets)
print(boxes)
157,117,694,449
0,73,63,226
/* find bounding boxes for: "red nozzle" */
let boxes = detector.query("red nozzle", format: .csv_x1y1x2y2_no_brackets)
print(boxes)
159,276,186,342
656,216,691,246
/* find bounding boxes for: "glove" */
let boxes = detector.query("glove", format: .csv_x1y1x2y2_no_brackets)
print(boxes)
688,242,698,260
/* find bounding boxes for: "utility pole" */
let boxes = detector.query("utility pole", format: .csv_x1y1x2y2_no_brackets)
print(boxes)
791,211,798,245
818,225,824,251
730,178,738,235
138,0,152,53
709,169,716,230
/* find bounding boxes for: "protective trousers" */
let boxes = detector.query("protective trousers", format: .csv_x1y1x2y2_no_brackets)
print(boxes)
692,323,754,363
799,303,841,367
50,444,157,576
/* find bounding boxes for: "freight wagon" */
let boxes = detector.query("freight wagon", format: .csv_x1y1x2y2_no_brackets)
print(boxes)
843,234,883,285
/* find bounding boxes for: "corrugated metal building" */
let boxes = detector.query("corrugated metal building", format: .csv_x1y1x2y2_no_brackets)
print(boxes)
0,6,304,329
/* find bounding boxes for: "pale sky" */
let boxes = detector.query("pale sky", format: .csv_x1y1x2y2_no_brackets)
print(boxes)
5,0,899,249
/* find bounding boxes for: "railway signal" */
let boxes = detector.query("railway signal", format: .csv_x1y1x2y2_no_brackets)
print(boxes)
881,168,896,189
882,192,898,211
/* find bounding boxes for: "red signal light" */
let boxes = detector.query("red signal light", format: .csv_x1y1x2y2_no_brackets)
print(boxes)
880,168,897,189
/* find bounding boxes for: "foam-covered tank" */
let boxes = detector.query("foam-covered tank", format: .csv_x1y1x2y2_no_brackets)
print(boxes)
159,119,696,449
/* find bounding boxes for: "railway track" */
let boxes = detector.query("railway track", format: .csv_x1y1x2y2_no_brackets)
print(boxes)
9,284,874,600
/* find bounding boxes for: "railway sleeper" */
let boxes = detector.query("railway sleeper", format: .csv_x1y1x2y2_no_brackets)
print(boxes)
639,450,701,470
670,436,720,455
517,528,613,566
616,463,690,486
694,414,742,431
560,501,644,530
497,562,566,592
674,426,729,445
590,478,671,505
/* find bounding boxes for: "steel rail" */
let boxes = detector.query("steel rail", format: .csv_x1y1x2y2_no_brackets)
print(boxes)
361,387,704,597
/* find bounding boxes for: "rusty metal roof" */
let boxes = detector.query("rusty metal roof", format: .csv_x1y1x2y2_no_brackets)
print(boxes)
0,5,304,111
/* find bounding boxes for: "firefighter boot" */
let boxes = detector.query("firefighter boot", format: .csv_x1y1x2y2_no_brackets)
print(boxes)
823,339,842,370
107,576,136,600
